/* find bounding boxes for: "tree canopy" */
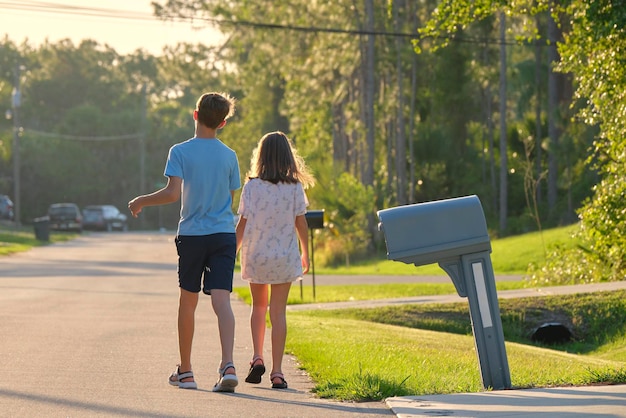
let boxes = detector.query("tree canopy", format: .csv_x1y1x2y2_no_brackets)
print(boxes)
419,0,625,281
1,0,623,279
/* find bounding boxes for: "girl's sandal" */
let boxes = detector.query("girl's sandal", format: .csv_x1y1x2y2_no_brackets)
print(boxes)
245,356,266,384
270,372,288,389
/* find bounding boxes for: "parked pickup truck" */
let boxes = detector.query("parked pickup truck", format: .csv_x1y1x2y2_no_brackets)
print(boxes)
48,203,83,232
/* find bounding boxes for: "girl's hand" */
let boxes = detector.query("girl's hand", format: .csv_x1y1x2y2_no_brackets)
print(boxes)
301,254,310,274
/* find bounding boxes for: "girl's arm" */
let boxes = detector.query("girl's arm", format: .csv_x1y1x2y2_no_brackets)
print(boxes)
295,214,310,274
235,216,246,253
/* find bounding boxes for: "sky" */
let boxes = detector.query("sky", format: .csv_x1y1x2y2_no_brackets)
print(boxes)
0,1,224,55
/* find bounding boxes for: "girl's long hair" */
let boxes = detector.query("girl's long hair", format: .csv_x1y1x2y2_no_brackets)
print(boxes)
247,131,315,188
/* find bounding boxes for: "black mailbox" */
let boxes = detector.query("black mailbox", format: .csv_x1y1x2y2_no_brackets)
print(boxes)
302,209,324,301
305,210,324,229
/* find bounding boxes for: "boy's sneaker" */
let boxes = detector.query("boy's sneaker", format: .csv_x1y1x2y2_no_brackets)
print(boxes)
212,362,238,392
168,365,197,390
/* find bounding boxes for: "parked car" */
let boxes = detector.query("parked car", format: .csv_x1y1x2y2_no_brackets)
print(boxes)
0,195,14,221
48,203,83,232
82,205,128,232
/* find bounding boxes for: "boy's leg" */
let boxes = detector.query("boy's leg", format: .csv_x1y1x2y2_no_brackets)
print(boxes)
204,233,238,391
211,289,236,372
268,282,292,375
249,283,269,360
178,288,199,374
175,235,205,376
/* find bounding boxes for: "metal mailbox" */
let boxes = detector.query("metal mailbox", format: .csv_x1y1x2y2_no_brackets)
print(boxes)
305,210,325,229
303,209,325,300
377,195,490,266
377,195,511,390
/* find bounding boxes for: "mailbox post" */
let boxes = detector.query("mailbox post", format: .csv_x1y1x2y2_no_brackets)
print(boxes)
304,210,324,300
377,195,511,390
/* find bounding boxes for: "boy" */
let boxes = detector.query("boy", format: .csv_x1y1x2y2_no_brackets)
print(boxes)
128,92,241,392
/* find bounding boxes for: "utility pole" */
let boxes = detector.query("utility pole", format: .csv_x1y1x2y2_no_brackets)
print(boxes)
139,83,147,229
140,83,147,196
12,64,22,226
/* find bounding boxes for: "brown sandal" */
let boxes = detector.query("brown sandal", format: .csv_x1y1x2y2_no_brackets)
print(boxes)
270,372,288,389
245,356,265,384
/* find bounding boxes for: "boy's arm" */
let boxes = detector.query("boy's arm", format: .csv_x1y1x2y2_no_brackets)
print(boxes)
128,176,182,218
295,214,310,274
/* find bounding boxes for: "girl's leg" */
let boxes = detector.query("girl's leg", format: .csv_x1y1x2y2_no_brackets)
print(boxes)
249,283,269,360
268,282,292,377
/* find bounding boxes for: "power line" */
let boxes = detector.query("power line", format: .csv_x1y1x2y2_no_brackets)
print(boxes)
0,0,543,46
0,1,154,22
24,129,142,141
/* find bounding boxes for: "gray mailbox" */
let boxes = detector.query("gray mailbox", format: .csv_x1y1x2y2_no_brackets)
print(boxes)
377,195,511,390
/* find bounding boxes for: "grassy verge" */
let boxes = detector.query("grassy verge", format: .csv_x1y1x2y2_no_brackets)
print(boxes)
0,224,77,255
287,290,626,401
313,223,580,275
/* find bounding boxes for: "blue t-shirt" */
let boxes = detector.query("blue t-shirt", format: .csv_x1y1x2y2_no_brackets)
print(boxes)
164,137,240,236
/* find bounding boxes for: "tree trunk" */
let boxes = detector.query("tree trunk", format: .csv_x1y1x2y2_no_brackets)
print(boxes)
547,12,559,213
409,51,417,204
534,15,543,207
362,0,375,187
498,11,508,232
393,0,407,205
485,85,497,214
332,98,349,172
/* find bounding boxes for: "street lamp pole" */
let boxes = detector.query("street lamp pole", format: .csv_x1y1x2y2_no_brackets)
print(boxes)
12,64,22,226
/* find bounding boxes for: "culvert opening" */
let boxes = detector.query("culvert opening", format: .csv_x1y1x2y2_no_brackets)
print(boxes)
531,322,573,344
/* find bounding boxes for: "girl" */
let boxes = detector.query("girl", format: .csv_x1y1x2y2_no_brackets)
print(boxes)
235,131,315,389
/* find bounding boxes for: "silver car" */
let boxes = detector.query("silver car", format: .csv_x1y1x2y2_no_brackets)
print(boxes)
0,195,14,221
82,205,128,232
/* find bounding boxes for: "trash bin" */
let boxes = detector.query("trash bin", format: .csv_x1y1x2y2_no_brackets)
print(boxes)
33,216,50,241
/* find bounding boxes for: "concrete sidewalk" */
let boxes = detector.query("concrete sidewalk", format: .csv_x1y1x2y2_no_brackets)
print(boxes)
1,232,625,417
288,280,626,311
385,384,626,417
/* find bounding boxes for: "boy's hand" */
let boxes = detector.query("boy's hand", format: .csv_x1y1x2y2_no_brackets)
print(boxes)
128,197,143,218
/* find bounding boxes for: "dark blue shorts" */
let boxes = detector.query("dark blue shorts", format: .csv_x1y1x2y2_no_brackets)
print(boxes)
175,233,236,295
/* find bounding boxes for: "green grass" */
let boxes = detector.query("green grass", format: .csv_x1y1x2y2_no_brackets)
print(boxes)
313,223,580,276
287,290,626,401
306,290,626,358
287,314,625,401
0,224,77,255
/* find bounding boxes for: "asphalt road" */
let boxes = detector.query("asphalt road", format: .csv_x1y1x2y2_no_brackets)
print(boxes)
0,232,392,417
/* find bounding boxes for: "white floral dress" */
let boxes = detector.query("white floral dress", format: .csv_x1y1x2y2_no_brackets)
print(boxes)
238,178,308,284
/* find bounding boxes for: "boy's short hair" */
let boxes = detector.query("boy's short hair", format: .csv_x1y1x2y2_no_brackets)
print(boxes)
196,92,236,129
